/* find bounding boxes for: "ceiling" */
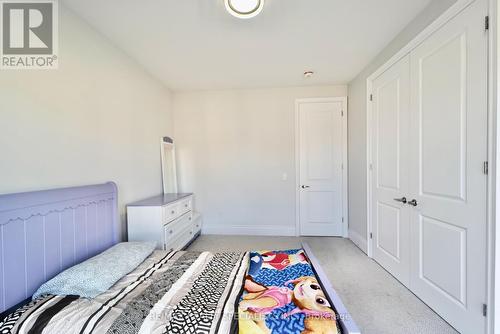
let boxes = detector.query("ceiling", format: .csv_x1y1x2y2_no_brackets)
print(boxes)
61,0,432,91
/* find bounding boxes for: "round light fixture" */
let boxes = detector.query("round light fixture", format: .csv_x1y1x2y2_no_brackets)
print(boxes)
225,0,265,19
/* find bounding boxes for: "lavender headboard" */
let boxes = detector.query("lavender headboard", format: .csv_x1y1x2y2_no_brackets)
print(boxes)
0,182,119,313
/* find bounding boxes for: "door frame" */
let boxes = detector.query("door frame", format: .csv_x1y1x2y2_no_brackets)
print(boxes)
295,97,349,238
365,0,496,333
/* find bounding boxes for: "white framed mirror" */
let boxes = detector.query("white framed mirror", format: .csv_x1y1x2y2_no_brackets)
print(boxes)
160,136,178,194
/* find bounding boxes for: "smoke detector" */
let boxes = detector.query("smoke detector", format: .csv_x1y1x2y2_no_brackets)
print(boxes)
304,71,314,78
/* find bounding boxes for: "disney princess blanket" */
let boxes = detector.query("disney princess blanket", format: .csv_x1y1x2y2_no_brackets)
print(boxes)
238,249,341,334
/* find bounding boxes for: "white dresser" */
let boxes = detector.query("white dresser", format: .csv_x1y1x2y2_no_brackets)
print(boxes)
127,193,201,251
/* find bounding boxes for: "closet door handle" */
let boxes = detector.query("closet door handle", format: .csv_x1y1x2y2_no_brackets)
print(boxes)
301,185,310,189
394,197,407,204
408,199,418,207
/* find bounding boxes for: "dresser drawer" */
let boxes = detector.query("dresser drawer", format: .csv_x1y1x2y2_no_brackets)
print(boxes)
164,211,192,242
162,196,193,224
192,213,202,234
162,202,180,223
178,197,192,215
165,226,195,252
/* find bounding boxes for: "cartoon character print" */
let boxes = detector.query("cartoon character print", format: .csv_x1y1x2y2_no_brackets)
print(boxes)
247,253,263,277
261,250,308,271
285,277,338,334
239,275,338,334
248,250,308,277
240,276,292,315
239,275,289,333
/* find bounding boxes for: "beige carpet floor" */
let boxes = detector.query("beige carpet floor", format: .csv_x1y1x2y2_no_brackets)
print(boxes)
188,235,458,334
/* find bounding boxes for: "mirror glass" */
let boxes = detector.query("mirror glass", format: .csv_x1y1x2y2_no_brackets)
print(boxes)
161,137,178,194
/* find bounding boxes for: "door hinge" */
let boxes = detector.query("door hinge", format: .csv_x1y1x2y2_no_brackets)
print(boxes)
484,161,489,175
341,110,344,117
370,232,373,239
483,303,487,317
342,217,344,223
369,163,373,171
369,94,373,102
485,16,490,31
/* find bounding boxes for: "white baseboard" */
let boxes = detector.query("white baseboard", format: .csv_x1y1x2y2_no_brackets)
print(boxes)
349,229,368,254
202,225,296,237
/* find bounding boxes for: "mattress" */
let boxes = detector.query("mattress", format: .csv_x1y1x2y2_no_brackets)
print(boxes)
0,249,345,334
0,250,249,334
239,249,342,334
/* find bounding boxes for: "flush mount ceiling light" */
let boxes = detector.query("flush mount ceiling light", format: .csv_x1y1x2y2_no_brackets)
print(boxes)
225,0,265,19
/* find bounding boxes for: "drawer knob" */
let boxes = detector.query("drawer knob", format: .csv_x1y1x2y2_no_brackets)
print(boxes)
169,230,173,234
189,217,192,221
171,210,175,214
185,204,188,208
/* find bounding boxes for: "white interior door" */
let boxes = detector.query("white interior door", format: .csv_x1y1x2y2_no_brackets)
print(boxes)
408,1,488,332
371,55,411,286
298,98,346,236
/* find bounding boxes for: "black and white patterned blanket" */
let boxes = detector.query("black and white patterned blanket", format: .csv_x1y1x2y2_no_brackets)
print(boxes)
0,250,249,334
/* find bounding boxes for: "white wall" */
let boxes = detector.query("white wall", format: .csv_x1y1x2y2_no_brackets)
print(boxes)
347,0,457,253
173,86,347,236
0,7,173,238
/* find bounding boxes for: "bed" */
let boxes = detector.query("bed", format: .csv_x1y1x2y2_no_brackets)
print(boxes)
0,183,360,334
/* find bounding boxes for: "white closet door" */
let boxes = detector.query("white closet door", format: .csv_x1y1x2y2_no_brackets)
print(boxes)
371,55,411,286
408,0,488,332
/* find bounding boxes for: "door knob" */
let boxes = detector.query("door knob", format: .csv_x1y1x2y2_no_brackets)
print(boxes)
394,197,407,204
301,185,310,189
408,199,418,207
